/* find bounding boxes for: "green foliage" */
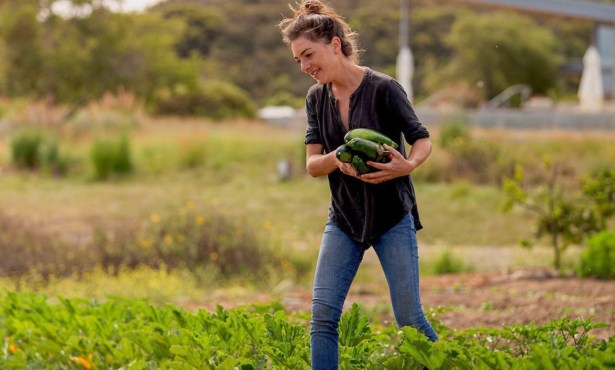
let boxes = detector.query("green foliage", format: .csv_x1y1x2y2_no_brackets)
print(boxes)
88,199,301,286
0,294,612,369
435,117,512,184
433,249,471,275
579,231,615,279
10,129,69,175
0,0,582,110
400,317,611,369
10,130,43,169
90,133,134,180
0,2,198,105
503,160,614,271
582,169,615,229
438,116,471,149
151,80,256,119
445,11,559,99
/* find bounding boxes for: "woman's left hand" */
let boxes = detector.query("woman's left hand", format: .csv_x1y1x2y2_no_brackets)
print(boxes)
360,144,414,184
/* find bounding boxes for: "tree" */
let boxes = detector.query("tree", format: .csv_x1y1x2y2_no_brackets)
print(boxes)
0,2,44,97
503,159,614,271
445,11,560,100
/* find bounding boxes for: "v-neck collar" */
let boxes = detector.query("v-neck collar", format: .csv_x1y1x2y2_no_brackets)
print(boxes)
326,67,370,103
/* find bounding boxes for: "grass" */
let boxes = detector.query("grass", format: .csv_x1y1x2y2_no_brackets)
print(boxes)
0,117,614,296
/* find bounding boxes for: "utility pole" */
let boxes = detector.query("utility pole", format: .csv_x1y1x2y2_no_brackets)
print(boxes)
396,0,414,102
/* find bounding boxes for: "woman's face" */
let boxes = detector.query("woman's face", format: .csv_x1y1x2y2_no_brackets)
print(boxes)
291,36,339,84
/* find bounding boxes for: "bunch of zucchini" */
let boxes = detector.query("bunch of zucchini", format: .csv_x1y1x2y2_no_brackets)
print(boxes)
335,128,398,175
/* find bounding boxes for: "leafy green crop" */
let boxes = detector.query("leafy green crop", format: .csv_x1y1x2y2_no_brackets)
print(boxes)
0,292,613,369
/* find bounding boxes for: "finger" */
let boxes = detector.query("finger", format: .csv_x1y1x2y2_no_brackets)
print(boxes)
365,161,387,169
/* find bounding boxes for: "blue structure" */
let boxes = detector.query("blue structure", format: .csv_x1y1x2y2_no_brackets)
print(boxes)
456,0,615,97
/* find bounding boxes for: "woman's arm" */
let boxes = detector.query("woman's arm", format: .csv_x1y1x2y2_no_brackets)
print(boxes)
306,143,337,177
361,137,432,184
405,137,432,172
306,143,359,178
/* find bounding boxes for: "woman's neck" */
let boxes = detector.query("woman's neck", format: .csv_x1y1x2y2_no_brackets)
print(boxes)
330,63,365,97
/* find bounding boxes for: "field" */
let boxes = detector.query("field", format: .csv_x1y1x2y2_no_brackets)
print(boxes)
1,115,614,367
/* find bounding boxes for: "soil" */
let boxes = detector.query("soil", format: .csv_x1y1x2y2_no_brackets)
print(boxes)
194,269,615,340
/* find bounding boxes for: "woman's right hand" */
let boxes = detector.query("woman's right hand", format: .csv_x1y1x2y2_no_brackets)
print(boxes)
338,161,359,178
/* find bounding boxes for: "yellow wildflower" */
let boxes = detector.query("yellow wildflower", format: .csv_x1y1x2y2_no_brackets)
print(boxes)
8,343,16,353
150,214,161,223
139,240,152,249
210,252,219,262
70,355,92,370
185,201,195,209
164,235,174,245
195,215,206,226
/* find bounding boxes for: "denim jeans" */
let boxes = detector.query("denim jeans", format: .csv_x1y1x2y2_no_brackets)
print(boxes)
310,213,438,370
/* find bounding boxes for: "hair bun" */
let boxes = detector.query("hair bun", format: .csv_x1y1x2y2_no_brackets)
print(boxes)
302,0,324,15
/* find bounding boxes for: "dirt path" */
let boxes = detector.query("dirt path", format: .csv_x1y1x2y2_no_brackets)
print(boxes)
193,270,615,340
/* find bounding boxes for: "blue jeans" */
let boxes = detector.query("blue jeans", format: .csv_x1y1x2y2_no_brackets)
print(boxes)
310,213,438,370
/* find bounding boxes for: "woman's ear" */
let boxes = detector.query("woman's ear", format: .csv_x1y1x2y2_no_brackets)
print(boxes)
330,36,342,54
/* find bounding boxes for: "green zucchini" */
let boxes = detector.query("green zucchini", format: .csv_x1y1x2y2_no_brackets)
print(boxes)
335,144,354,163
345,138,384,161
344,128,398,149
351,154,373,175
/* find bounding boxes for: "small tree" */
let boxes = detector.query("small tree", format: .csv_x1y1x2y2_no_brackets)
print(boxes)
503,158,613,271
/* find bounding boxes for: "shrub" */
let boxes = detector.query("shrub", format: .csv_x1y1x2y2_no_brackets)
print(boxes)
90,134,134,180
438,116,471,150
10,130,43,169
151,80,257,120
92,202,290,283
579,231,615,279
433,249,471,275
0,211,94,281
436,117,512,184
10,129,70,175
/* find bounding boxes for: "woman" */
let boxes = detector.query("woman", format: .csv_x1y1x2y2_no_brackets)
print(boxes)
279,1,438,368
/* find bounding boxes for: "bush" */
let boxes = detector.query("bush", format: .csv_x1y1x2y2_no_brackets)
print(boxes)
10,129,70,175
438,117,471,150
0,211,94,280
93,202,291,283
10,130,43,169
433,249,471,275
579,231,615,279
435,118,513,184
90,134,134,180
151,80,257,120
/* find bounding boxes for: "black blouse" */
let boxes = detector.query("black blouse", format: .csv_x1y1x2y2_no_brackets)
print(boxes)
304,67,430,244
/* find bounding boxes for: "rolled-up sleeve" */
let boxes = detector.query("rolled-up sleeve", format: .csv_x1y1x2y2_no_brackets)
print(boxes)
304,94,321,145
387,80,429,145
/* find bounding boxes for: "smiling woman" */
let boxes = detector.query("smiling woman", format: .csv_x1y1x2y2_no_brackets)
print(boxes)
278,1,438,369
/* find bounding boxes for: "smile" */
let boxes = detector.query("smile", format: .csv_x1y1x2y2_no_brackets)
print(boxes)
309,69,320,78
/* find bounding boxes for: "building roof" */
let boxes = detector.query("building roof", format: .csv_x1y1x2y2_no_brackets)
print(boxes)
456,0,615,23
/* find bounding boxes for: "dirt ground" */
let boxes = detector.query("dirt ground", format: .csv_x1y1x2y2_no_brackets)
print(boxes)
197,270,615,340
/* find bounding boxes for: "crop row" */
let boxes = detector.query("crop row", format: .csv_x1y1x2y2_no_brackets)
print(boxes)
0,292,613,369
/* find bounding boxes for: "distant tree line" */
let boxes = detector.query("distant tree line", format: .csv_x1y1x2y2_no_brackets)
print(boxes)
0,0,597,118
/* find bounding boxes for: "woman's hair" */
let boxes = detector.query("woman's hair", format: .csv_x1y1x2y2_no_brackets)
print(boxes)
279,0,361,64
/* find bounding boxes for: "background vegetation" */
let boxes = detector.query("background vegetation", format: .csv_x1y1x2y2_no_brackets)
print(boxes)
0,0,610,119
0,0,614,366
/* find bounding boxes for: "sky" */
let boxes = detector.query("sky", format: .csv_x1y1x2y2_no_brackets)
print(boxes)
51,0,162,15
112,0,161,12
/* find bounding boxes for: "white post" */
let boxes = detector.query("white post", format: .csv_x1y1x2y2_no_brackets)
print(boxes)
396,0,414,102
578,45,604,112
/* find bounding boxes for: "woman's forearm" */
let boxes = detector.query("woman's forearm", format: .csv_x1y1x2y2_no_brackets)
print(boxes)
405,138,432,172
306,151,338,177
